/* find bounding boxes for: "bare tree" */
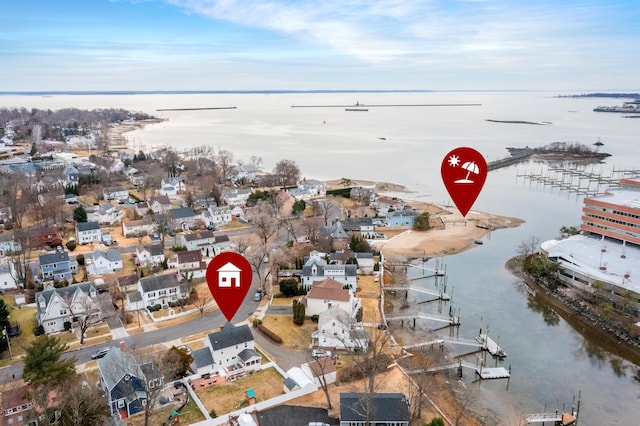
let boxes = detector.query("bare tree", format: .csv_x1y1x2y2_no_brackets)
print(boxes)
156,146,181,178
196,285,212,315
67,290,113,345
57,375,110,425
217,149,234,183
7,227,30,288
273,159,300,187
0,172,31,229
312,356,335,410
247,201,279,248
312,197,342,226
451,382,480,426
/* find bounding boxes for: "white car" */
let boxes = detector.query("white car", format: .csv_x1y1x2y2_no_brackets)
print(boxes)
312,349,332,358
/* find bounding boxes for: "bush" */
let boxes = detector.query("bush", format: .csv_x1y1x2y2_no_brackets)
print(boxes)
33,325,45,336
279,278,301,297
65,240,77,251
257,324,283,344
310,315,319,323
252,318,263,327
64,321,72,331
147,304,162,312
426,418,445,426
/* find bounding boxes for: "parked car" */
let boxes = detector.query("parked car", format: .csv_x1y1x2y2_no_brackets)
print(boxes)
91,347,111,359
312,349,331,358
253,291,262,301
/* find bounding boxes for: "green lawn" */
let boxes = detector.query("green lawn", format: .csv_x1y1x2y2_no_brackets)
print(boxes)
0,296,37,362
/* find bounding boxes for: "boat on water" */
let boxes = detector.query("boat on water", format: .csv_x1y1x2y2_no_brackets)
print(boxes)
593,98,640,113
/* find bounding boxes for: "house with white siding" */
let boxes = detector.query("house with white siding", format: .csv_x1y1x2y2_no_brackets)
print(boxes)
135,243,165,268
302,278,360,317
127,273,187,310
87,249,123,275
312,306,368,351
301,251,357,292
200,323,261,378
76,221,102,244
35,282,100,333
102,186,129,202
122,218,156,238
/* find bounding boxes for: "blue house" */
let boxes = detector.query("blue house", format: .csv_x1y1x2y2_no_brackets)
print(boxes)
38,250,77,283
98,346,164,419
386,209,420,227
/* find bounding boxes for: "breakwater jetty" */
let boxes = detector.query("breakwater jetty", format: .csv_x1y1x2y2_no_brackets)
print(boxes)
290,103,482,108
156,106,237,111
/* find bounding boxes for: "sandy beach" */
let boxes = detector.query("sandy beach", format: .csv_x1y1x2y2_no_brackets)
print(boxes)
325,178,525,262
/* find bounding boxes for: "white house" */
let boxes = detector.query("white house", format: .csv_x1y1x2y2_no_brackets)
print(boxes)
128,272,187,310
122,218,156,238
223,188,252,206
203,206,232,229
147,195,172,214
375,196,405,217
135,243,165,268
159,177,186,197
171,250,207,278
302,278,360,317
301,251,357,292
0,261,18,291
169,207,199,231
297,178,326,197
283,367,316,394
202,323,261,378
301,357,337,388
35,282,100,334
312,306,369,351
102,186,129,202
87,249,123,275
76,221,102,245
180,230,217,257
0,233,21,258
87,203,124,225
354,252,375,274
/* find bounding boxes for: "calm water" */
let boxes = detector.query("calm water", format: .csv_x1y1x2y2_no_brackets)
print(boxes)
2,92,639,424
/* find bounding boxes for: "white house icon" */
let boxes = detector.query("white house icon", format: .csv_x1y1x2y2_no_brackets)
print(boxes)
217,262,242,288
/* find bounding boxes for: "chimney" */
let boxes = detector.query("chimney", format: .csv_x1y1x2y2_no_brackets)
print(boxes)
119,341,126,352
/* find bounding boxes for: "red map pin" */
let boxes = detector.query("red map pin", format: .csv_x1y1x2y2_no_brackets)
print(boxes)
441,147,487,217
206,252,253,322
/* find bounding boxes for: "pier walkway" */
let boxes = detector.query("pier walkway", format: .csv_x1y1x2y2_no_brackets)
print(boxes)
386,313,460,326
405,360,511,380
524,412,577,425
402,334,506,358
381,285,450,301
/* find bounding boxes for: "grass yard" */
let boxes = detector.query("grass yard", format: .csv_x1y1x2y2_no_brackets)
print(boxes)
128,398,205,426
197,367,283,416
0,297,37,361
270,295,298,307
260,315,314,349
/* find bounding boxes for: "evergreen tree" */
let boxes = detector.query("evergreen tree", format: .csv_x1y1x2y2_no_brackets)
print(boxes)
23,335,76,386
73,205,87,222
413,212,431,231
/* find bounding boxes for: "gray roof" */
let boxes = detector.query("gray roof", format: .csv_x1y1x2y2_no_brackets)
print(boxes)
35,281,97,316
283,377,298,391
77,221,100,232
149,243,164,257
191,347,214,369
340,393,409,423
98,347,143,391
354,252,373,259
139,273,180,293
387,209,420,218
169,207,196,219
256,406,339,426
183,230,215,242
302,258,357,277
92,248,122,263
342,217,373,231
238,348,260,363
207,323,254,351
39,251,69,265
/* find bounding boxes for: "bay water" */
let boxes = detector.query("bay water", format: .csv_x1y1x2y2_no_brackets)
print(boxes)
2,91,639,423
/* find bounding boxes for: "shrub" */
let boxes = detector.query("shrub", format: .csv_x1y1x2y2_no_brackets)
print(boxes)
64,321,72,331
310,315,319,323
252,318,262,327
33,325,45,336
257,324,283,344
65,240,77,251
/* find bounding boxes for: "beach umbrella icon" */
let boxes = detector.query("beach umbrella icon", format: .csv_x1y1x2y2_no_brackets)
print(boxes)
456,161,480,183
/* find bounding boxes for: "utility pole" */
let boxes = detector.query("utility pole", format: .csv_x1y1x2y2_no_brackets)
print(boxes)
2,328,12,360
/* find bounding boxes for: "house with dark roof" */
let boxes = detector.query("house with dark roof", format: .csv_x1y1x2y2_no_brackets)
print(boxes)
342,217,375,239
76,221,102,244
27,225,62,248
339,393,409,426
171,250,207,278
301,251,357,292
35,282,100,333
128,272,187,310
147,195,172,214
202,206,233,229
135,243,165,268
180,230,216,257
202,323,261,378
117,273,139,293
1,385,37,426
98,346,164,420
87,248,123,275
38,250,77,283
169,207,198,231
159,177,185,197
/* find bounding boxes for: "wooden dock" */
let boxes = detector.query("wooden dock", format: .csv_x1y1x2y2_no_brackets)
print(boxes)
405,360,511,380
381,285,450,301
525,412,577,425
477,334,507,358
386,313,460,326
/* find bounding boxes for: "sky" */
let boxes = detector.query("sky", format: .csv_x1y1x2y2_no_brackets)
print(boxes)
1,0,639,92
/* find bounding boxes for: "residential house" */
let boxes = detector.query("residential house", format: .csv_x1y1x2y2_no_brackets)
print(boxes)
386,209,420,227
87,249,123,275
87,203,124,225
147,195,172,214
62,164,79,186
312,306,368,351
232,163,261,183
133,201,150,216
231,206,244,218
375,196,405,217
38,250,77,283
27,225,62,248
192,195,217,211
128,272,187,310
202,206,232,229
103,186,129,202
0,232,21,257
122,218,156,238
98,346,164,419
301,356,337,388
297,178,326,196
301,251,357,292
302,278,360,317
328,221,350,251
117,273,140,294
129,173,145,187
135,243,165,268
1,385,37,426
159,177,186,197
201,323,261,378
76,221,102,244
171,250,207,278
169,207,199,231
63,193,78,204
0,261,18,291
354,252,375,274
349,186,376,205
223,188,252,206
35,282,100,333
180,230,230,257
342,217,375,239
339,393,409,426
